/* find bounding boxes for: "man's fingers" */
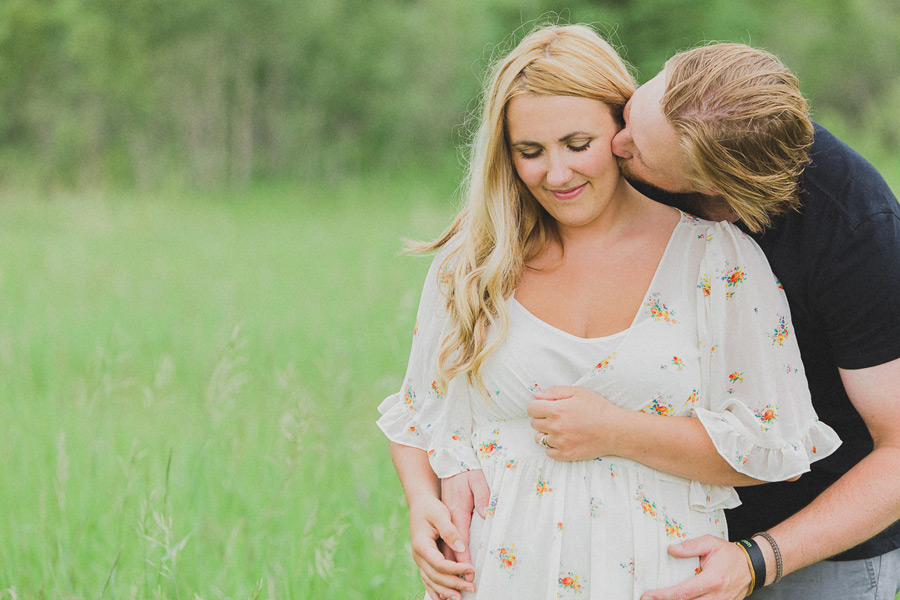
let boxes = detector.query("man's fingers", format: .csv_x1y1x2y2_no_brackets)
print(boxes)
667,535,718,559
471,473,492,519
640,574,710,600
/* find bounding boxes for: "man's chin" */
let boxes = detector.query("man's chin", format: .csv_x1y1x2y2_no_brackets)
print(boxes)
616,157,647,186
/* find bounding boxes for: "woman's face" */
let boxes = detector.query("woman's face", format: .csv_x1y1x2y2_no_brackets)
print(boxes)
506,94,624,231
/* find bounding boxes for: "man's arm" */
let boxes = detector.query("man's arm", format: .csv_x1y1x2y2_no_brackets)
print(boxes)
389,442,476,600
641,356,900,600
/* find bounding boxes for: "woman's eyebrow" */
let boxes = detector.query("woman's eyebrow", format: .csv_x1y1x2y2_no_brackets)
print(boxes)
558,131,592,143
510,131,591,147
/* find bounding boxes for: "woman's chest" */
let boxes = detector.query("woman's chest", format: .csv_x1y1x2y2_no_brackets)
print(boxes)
472,296,704,422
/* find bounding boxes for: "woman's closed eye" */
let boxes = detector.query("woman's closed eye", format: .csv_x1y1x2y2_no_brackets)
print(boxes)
518,141,592,160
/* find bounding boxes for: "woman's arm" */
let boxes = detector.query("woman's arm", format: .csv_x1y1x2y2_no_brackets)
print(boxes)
527,386,767,486
389,442,476,600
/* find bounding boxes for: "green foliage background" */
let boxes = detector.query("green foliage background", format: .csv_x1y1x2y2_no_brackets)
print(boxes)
1,0,898,191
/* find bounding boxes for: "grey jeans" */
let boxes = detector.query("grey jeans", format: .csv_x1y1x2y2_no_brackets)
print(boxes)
751,547,900,600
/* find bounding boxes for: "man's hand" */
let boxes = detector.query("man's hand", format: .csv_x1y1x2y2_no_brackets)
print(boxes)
640,536,752,600
441,470,491,572
409,494,476,600
527,386,623,461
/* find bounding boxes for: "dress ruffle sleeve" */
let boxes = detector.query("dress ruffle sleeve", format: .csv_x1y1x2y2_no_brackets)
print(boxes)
694,222,841,481
376,244,481,478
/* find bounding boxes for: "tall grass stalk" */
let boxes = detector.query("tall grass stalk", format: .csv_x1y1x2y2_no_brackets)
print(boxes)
0,176,455,598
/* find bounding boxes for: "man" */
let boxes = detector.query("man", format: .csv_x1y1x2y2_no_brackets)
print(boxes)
531,43,900,599
424,43,900,600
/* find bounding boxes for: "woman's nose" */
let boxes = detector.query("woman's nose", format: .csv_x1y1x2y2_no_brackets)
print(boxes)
546,156,573,187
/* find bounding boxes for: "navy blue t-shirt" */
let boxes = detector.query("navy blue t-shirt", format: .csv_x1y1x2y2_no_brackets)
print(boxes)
635,123,900,560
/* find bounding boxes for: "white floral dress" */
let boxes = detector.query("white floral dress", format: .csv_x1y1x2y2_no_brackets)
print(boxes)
378,213,840,599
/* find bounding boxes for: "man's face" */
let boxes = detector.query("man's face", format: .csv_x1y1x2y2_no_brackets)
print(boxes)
611,70,696,194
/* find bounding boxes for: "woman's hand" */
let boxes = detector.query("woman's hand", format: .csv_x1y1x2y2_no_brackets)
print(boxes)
408,493,477,600
527,385,625,461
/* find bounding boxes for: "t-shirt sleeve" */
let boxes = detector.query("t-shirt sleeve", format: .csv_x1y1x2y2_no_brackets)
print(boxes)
375,246,481,477
810,211,900,369
693,222,842,481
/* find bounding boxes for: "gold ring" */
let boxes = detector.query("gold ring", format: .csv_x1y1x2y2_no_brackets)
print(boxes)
539,433,551,449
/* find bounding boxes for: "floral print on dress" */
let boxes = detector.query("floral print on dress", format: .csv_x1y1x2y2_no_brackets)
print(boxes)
636,486,689,539
727,372,744,395
438,263,452,293
403,381,417,411
646,293,678,324
636,487,658,518
430,380,445,399
642,394,674,416
684,389,700,407
558,572,584,594
589,352,617,377
620,558,635,576
590,497,602,518
478,429,502,460
536,472,554,496
660,356,684,371
697,275,711,297
755,404,778,430
450,428,468,442
487,494,499,517
770,314,790,346
721,265,747,299
663,514,688,539
491,545,519,573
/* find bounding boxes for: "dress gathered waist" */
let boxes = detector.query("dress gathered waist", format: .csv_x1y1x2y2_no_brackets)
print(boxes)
470,418,739,513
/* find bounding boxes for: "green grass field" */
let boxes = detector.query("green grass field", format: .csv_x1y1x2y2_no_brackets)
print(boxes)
0,178,458,599
2,172,898,600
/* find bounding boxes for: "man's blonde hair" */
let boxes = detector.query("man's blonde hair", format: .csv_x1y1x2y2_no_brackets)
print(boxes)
663,43,814,232
415,24,635,397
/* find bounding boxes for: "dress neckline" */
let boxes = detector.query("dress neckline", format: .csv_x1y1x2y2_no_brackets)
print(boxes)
510,211,688,343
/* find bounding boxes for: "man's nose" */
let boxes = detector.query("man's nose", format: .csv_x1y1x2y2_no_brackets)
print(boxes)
611,128,633,159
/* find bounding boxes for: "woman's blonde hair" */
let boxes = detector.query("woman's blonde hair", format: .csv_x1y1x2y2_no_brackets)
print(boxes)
413,24,635,397
662,43,814,233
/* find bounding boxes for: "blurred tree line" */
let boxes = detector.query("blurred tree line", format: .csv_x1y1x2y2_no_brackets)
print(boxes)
1,0,897,191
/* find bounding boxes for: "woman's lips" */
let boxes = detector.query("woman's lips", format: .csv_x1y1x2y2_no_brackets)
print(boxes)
550,182,587,200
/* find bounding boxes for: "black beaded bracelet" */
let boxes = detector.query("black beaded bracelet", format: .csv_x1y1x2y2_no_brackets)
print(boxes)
736,538,767,594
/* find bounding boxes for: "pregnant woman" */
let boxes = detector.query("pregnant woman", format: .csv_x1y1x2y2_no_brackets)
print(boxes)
377,24,839,599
